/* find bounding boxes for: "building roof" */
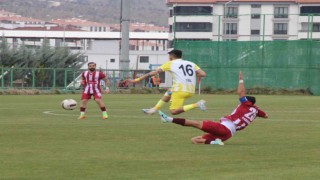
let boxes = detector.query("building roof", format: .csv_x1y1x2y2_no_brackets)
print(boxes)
167,0,320,4
13,26,83,31
110,22,168,33
0,16,45,23
0,30,169,40
0,9,18,17
297,0,320,3
50,18,110,28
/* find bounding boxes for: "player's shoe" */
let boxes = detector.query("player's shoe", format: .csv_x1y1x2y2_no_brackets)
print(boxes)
159,111,172,123
196,100,207,111
142,108,157,115
78,115,86,119
210,139,224,145
102,112,108,120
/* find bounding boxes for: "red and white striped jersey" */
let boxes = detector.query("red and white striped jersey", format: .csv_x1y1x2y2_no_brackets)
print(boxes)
82,71,106,95
225,99,266,131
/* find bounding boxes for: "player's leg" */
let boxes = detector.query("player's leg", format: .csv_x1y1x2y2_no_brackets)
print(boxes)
94,95,108,119
169,92,206,115
159,111,229,145
191,136,207,144
159,110,203,128
198,134,224,145
142,89,172,115
79,93,90,119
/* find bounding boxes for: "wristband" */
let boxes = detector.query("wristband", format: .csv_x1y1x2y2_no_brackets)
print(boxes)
239,80,244,83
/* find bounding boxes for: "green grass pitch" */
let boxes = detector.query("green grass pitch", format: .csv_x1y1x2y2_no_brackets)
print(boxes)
0,94,320,179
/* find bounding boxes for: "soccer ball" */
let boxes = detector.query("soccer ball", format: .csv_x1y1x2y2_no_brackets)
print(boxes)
61,99,77,110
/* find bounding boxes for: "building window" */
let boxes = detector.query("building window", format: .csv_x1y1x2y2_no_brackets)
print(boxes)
140,56,149,63
274,7,288,18
110,59,115,63
170,9,173,17
175,22,212,32
21,38,41,42
224,23,237,35
81,56,88,62
313,23,320,32
301,6,320,15
251,14,261,19
251,30,260,35
174,6,212,15
274,23,288,34
251,4,261,8
225,7,238,18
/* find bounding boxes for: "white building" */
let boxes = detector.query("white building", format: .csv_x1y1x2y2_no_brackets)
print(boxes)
0,30,169,69
167,0,320,43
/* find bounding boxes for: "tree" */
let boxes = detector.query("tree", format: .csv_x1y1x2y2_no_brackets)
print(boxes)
0,37,86,88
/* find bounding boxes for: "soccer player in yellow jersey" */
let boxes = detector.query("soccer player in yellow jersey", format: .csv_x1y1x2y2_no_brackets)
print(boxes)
127,49,206,115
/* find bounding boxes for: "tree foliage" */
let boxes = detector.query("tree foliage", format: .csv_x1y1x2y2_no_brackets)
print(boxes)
0,37,85,88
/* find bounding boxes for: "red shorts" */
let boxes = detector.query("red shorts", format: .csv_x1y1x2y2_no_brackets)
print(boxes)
81,92,102,100
201,121,232,142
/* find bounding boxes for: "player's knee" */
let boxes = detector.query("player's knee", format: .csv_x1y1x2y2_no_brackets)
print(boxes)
170,110,179,115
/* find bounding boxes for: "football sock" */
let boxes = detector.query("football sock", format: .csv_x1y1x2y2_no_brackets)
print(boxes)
154,100,165,110
183,104,197,112
80,107,86,116
172,118,186,126
100,107,106,112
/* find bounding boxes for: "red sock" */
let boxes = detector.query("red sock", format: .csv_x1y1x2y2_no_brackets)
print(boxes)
172,118,186,126
80,107,86,112
100,107,106,111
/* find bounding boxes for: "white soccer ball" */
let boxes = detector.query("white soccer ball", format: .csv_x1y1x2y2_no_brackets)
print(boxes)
61,99,77,110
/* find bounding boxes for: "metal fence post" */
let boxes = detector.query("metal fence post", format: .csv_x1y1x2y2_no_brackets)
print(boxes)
307,14,311,40
1,67,4,89
64,69,67,89
112,70,116,91
218,15,221,42
32,69,35,88
10,67,13,88
262,14,266,42
72,69,76,90
53,68,56,89
311,14,314,40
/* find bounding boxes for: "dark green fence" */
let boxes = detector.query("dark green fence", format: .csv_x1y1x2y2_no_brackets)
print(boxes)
174,40,320,95
0,68,149,92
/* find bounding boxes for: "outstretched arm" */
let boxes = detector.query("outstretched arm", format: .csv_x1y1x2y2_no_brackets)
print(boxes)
237,71,245,98
196,69,206,78
127,68,164,83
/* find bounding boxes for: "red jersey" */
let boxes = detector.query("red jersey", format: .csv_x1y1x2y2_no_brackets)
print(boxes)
82,71,106,95
225,98,266,131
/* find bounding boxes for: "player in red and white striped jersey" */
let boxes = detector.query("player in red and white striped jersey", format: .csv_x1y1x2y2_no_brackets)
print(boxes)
79,62,110,120
159,71,268,145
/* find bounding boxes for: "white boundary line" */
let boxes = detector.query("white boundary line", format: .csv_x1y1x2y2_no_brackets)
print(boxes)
41,110,320,123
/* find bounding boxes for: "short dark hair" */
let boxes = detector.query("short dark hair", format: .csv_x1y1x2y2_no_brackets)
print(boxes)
246,96,256,105
168,49,182,58
88,62,96,66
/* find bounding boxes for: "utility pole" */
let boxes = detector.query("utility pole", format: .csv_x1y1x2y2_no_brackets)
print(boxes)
119,0,130,70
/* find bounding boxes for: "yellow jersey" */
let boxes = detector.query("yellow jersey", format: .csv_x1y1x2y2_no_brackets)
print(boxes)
159,59,200,93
